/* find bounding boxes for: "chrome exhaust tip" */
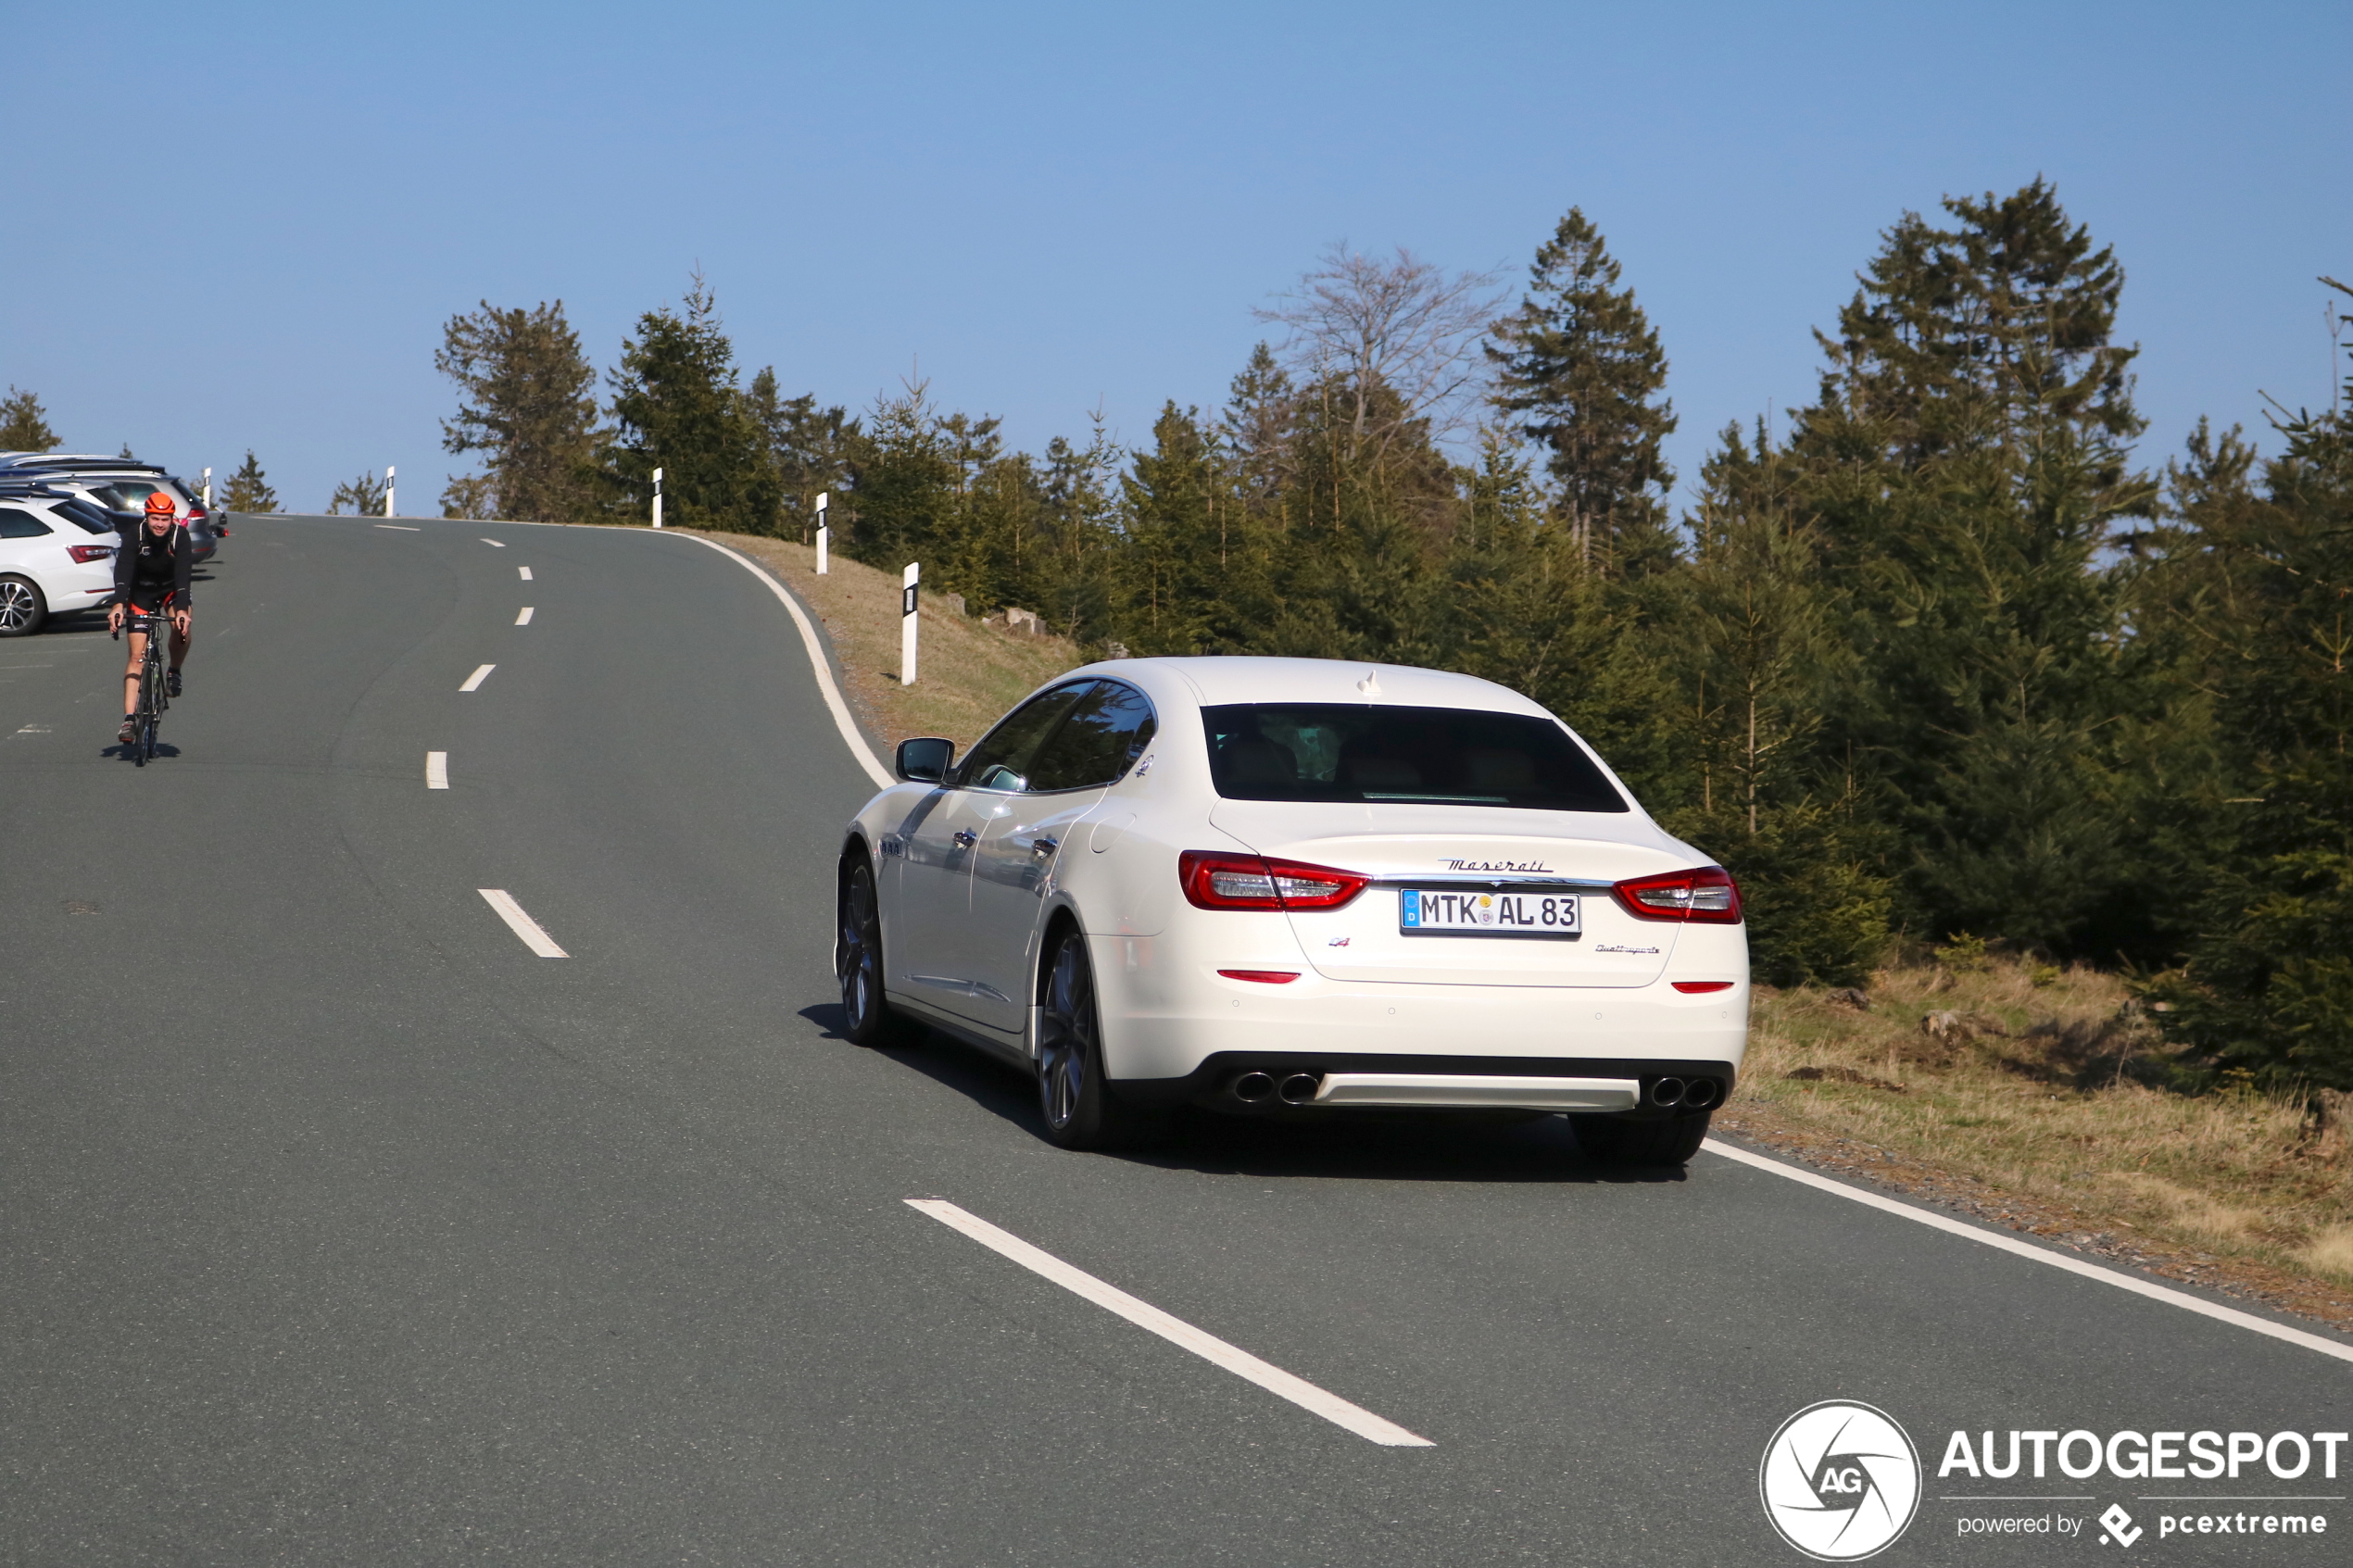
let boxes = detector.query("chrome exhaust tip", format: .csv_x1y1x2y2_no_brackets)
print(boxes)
1233,1071,1277,1104
1682,1077,1719,1110
1278,1073,1321,1106
1650,1076,1687,1108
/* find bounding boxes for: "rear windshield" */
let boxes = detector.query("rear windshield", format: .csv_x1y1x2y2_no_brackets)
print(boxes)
87,480,187,512
1202,703,1629,812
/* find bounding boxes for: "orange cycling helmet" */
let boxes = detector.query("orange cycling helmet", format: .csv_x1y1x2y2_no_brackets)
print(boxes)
144,491,176,516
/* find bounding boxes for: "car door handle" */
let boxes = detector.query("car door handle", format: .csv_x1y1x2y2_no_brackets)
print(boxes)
951,830,978,847
1030,835,1060,857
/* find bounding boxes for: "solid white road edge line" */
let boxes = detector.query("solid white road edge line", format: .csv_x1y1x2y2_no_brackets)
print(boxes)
477,889,568,957
518,566,532,580
375,523,421,531
677,535,892,788
515,607,534,625
459,664,495,692
481,537,506,547
1702,1138,2353,1366
426,751,448,789
904,1198,1434,1447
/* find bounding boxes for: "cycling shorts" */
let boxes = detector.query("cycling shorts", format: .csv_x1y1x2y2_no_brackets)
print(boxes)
124,586,179,615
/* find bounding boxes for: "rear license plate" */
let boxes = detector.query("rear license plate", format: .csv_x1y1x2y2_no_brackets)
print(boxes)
1399,889,1580,938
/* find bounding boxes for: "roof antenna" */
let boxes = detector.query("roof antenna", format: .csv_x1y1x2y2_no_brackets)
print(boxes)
1357,670,1382,696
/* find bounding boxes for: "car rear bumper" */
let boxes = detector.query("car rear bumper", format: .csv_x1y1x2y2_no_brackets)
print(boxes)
1115,1050,1738,1113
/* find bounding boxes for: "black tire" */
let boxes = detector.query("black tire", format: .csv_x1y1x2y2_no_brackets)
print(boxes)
1037,929,1156,1151
0,575,45,637
837,855,925,1048
1571,1110,1713,1166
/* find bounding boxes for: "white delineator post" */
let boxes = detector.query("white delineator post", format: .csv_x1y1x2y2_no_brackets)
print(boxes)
815,491,829,573
201,467,212,508
385,465,396,518
652,467,664,529
900,562,919,685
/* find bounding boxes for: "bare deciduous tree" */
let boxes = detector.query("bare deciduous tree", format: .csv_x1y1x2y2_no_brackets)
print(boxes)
1254,243,1505,452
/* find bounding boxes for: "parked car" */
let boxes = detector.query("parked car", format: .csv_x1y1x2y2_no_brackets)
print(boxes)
0,454,219,562
836,657,1750,1162
0,484,120,635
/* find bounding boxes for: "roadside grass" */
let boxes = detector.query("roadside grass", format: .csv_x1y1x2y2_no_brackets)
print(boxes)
1726,958,2353,1314
675,530,1088,750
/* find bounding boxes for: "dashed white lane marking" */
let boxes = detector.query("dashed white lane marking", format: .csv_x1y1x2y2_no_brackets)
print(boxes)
518,566,532,581
480,537,506,547
477,889,567,957
375,523,421,532
459,664,495,692
515,607,534,626
425,751,448,789
1703,1140,2353,1365
904,1198,1433,1447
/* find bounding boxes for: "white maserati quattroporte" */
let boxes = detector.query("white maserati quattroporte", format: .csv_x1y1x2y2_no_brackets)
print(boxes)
836,658,1748,1161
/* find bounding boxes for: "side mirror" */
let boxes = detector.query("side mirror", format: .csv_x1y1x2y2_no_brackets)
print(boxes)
896,735,955,784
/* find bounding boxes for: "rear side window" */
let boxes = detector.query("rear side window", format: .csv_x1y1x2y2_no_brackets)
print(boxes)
1203,703,1629,812
957,683,1093,792
0,508,56,538
1026,681,1156,792
89,481,179,512
54,499,117,534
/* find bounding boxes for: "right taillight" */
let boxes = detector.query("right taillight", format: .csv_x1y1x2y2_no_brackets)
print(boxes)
68,545,116,563
1613,865,1743,924
1179,850,1369,911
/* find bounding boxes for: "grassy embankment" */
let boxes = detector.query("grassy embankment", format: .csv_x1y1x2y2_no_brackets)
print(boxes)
1727,957,2353,1324
682,524,2353,1321
678,530,1086,751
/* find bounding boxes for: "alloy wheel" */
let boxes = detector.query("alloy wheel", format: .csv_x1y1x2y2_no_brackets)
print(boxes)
1038,937,1091,1131
0,581,35,633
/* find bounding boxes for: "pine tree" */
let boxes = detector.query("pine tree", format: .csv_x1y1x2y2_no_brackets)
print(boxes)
1776,181,2156,949
744,368,855,542
1486,208,1678,571
2143,288,2353,1085
436,299,601,522
220,450,276,512
326,471,387,515
604,271,777,534
0,386,58,451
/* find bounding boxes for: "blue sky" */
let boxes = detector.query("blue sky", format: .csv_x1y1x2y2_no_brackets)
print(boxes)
6,2,2347,515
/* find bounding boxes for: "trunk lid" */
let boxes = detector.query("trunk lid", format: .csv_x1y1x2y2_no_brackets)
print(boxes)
1208,801,1687,986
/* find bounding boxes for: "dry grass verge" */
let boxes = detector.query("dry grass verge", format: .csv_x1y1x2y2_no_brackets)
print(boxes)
1724,959,2353,1330
675,529,1087,751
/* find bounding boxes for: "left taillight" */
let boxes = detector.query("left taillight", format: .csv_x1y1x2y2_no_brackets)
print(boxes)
68,545,115,564
1178,850,1369,911
1613,865,1743,924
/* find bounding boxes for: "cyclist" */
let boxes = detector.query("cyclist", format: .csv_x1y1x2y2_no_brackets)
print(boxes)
108,490,194,746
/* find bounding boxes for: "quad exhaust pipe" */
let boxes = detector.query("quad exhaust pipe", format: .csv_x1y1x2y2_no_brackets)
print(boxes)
1227,1070,1325,1107
1648,1076,1721,1110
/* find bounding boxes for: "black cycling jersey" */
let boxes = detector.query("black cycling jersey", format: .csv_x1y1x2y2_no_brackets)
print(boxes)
115,523,193,611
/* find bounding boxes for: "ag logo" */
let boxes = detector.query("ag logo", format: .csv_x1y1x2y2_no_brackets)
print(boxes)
1759,1400,1922,1561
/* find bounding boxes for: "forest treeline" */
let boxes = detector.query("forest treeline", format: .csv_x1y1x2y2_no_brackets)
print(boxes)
424,183,2353,1089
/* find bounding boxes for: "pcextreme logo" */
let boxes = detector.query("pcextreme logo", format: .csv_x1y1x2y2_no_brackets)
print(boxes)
1760,1400,1924,1562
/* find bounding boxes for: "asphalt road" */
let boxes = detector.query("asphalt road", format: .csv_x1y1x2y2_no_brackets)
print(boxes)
3,516,2346,1566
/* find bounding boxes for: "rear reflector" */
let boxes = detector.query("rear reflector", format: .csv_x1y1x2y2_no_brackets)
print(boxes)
1216,969,1300,984
1613,865,1743,924
1671,980,1736,994
1179,850,1368,911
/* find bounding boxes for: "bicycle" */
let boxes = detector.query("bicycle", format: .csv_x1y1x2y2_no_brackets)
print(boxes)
115,608,170,764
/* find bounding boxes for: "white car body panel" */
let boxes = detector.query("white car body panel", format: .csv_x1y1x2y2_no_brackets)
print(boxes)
0,497,120,623
845,657,1751,1110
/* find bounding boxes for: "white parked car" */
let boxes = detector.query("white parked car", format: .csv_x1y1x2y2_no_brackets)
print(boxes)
0,490,121,636
837,658,1750,1162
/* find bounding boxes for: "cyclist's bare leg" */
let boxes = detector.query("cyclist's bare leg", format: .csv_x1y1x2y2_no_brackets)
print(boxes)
168,624,190,671
121,628,147,714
